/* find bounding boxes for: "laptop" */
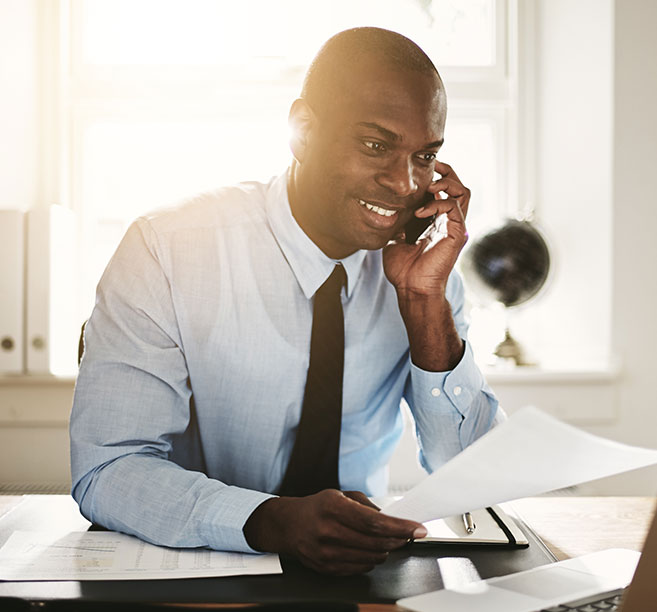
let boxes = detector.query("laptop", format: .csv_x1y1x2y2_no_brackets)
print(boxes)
397,501,657,612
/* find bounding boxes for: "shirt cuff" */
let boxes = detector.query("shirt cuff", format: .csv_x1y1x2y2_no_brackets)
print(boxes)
410,340,485,417
203,486,277,553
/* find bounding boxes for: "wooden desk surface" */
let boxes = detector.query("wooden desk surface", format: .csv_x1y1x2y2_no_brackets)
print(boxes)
1,495,654,611
511,497,655,561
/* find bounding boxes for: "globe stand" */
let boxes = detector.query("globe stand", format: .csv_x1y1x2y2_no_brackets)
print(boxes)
494,328,527,366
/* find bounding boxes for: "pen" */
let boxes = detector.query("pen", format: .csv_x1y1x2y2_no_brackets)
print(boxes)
462,511,476,534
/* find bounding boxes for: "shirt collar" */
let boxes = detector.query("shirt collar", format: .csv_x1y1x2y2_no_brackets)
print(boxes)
266,170,367,300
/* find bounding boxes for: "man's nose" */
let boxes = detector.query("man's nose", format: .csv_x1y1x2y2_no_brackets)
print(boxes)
376,156,419,197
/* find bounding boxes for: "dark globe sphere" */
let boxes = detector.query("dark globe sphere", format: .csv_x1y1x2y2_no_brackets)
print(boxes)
462,220,550,308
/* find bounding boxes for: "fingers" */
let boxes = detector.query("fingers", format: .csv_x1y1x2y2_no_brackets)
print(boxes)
295,497,413,574
334,493,424,540
422,161,471,219
292,490,424,575
425,177,467,201
434,159,461,182
304,523,395,562
409,199,467,261
421,199,466,232
315,516,411,552
422,182,469,218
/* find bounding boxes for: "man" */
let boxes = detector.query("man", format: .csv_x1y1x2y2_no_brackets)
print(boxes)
71,27,499,575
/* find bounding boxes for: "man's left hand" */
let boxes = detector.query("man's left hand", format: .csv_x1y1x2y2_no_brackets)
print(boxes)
382,161,469,372
383,160,470,297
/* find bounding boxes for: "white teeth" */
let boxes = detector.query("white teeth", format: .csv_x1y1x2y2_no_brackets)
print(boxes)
358,199,398,217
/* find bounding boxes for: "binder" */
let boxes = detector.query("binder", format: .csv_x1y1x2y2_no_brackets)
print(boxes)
0,210,25,374
25,205,77,376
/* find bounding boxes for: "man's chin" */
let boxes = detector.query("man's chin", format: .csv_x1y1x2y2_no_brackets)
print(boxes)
353,229,399,252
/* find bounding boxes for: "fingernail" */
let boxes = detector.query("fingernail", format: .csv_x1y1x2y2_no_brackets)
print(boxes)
413,526,427,539
415,206,425,214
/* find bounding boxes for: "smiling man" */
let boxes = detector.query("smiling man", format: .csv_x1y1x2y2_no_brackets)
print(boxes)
71,27,500,575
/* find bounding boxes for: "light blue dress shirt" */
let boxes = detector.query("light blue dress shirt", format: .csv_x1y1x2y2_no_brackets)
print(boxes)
70,171,499,553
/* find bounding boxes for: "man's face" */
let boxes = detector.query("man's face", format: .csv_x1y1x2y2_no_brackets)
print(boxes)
291,59,446,259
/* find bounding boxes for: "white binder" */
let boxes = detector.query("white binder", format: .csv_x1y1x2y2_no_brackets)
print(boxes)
0,210,25,374
26,205,78,376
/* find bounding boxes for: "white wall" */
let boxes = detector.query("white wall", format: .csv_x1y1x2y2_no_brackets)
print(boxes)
594,0,657,493
569,0,657,494
529,0,614,368
1,0,656,495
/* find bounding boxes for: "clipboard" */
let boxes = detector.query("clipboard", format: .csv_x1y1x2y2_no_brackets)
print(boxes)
414,504,528,548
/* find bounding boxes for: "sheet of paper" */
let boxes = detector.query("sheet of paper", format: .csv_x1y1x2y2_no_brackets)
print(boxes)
384,406,657,523
0,530,282,581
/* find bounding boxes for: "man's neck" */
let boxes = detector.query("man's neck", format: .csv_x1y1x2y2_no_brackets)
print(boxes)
286,160,356,261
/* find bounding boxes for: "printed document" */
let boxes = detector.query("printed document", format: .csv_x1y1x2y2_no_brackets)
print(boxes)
0,530,282,581
384,406,657,523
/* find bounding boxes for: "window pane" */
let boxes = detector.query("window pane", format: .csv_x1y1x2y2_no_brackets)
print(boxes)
439,118,499,236
80,0,495,69
80,118,291,223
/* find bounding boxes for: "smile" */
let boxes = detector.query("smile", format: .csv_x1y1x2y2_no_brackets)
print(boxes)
358,199,398,217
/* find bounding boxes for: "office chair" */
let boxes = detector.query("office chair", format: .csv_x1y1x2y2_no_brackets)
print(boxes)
77,321,86,366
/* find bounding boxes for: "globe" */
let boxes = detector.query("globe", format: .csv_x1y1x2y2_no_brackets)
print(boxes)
461,219,551,365
462,220,550,308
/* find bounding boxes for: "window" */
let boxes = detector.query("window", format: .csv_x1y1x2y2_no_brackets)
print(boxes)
46,0,514,374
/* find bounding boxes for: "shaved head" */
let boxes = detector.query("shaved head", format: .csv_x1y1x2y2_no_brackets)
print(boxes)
288,27,448,259
301,27,445,118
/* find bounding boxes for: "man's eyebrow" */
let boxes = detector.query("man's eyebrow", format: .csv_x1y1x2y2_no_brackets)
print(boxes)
356,122,401,142
355,122,444,148
426,138,444,148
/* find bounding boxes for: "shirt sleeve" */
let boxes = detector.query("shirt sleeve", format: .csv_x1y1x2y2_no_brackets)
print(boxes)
70,218,273,553
404,270,503,473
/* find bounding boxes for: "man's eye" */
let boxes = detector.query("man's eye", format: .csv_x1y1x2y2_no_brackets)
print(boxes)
418,152,437,163
363,141,386,153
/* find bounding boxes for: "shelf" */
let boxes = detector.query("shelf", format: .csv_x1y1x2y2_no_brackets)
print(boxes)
483,365,621,385
0,374,76,387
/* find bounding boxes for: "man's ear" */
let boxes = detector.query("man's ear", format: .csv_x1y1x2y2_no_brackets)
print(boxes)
288,98,316,164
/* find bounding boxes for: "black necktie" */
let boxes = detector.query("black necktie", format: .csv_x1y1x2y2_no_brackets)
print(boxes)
279,264,346,497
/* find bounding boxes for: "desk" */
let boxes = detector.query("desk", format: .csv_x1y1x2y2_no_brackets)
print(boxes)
0,496,654,611
511,497,655,561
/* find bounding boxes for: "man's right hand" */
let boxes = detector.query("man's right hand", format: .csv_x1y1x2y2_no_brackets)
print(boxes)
243,489,427,575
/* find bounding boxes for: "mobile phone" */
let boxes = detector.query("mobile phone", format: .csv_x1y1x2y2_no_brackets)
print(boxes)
404,192,436,244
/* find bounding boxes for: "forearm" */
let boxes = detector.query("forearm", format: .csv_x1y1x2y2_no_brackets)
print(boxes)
73,452,273,552
397,290,464,372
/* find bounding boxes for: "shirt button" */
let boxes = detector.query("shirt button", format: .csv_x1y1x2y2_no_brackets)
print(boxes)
453,386,462,396
431,387,441,397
